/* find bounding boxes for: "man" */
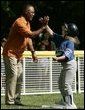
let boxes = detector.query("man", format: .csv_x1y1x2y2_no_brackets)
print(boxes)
3,4,47,105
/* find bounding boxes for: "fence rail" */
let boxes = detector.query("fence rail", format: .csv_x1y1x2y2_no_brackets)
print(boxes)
1,51,84,95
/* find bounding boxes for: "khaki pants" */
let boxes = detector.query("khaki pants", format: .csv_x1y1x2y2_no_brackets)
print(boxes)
58,59,77,104
3,56,23,104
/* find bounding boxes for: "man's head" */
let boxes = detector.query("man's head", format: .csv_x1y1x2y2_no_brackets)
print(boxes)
23,4,35,21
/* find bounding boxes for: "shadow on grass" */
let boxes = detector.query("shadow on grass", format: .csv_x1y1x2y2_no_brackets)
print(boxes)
1,103,42,109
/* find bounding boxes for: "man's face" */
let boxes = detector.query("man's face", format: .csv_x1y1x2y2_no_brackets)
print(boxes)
25,6,35,21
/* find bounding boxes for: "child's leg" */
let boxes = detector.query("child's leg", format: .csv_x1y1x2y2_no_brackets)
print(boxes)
61,60,77,106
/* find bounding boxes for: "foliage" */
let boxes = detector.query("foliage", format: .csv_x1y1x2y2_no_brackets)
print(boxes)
1,1,84,49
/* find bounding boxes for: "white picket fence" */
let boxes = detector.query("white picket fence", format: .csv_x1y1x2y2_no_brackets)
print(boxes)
1,51,84,95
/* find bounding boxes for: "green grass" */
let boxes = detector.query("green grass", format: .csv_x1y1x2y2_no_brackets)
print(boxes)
1,93,84,109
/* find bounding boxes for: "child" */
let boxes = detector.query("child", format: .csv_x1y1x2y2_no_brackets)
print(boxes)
45,23,80,109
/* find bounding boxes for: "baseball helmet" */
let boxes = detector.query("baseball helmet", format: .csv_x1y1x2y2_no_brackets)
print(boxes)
64,23,79,37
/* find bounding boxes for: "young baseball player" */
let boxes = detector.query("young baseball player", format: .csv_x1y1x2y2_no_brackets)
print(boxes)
45,23,80,109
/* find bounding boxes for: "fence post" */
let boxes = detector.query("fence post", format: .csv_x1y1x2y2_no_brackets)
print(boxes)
22,57,26,95
49,57,52,93
77,57,81,93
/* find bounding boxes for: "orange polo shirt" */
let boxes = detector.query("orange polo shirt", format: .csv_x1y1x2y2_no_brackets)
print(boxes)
3,16,32,59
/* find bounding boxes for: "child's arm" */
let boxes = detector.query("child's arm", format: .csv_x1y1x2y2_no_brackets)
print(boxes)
52,56,66,61
45,25,54,36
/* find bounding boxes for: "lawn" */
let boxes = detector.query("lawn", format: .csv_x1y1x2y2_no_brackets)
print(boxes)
1,93,84,109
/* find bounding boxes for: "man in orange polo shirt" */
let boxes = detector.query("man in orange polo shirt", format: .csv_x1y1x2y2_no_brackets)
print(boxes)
3,4,48,105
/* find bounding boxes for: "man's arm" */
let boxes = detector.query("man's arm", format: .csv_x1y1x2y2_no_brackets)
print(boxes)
16,20,46,38
27,38,35,52
27,38,38,62
29,26,46,37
